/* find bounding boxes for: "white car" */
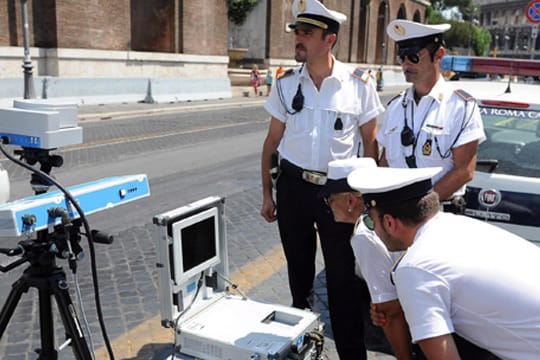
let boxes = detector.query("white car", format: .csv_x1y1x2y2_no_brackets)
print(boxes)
441,56,540,244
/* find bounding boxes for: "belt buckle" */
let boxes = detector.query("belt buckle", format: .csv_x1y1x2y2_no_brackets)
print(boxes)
302,171,327,185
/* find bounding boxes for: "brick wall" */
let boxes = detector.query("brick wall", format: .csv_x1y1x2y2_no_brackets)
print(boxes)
183,0,228,56
54,0,130,50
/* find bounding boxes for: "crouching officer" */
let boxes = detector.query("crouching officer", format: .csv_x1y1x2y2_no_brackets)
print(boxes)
377,19,486,213
260,1,384,359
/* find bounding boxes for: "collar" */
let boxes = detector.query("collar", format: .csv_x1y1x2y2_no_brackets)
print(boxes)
406,75,449,104
298,56,347,84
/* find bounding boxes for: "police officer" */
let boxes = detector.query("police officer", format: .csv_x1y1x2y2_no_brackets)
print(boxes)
260,1,384,359
378,20,485,212
348,166,540,360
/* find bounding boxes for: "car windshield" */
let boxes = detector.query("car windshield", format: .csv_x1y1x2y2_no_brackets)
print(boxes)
478,105,540,178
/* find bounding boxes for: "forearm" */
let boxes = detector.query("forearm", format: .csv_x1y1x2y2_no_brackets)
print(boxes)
360,119,378,160
434,141,479,200
261,140,277,199
382,308,414,360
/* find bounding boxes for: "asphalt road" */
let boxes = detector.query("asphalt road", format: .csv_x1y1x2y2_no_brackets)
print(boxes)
0,91,401,360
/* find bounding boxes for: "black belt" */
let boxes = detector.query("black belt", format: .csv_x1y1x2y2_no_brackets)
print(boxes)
280,159,327,186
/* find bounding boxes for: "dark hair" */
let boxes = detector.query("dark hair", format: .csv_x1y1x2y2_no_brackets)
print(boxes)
376,191,439,226
426,42,443,62
322,28,338,48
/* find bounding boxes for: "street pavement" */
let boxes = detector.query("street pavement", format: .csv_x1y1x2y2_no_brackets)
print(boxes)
0,84,404,360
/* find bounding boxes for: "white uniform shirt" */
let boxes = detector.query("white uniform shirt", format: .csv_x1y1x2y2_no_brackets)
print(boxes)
350,217,401,304
377,76,486,196
394,212,540,360
265,60,384,172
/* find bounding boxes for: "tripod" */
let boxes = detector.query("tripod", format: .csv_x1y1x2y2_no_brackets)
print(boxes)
0,148,93,359
0,236,92,359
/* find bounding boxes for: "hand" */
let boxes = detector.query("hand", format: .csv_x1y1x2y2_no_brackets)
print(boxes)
261,197,277,222
370,303,388,327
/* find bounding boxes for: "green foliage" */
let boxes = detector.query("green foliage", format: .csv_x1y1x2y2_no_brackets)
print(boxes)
427,3,490,56
431,0,474,16
227,0,260,25
427,5,447,24
437,21,491,56
473,27,492,56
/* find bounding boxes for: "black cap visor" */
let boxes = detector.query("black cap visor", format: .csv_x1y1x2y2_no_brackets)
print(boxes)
289,14,339,33
318,179,354,198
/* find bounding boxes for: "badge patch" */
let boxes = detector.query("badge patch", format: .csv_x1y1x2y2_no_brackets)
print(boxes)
422,139,432,156
298,0,306,13
393,24,405,36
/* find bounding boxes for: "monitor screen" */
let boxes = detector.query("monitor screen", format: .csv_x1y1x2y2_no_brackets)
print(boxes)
181,216,216,272
172,206,221,287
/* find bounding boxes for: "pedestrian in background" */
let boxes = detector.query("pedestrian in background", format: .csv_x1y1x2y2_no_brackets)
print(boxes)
250,64,260,96
348,166,540,360
260,0,384,359
265,69,273,96
275,64,285,79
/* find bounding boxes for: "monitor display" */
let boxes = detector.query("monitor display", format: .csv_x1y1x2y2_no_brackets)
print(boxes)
172,207,221,287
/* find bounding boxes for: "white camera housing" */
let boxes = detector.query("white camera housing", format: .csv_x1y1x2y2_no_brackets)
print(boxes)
0,99,82,149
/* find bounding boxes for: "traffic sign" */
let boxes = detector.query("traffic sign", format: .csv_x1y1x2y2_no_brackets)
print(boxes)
526,0,540,23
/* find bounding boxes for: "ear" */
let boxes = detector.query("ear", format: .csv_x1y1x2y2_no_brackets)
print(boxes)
381,213,400,236
434,46,446,64
325,32,337,47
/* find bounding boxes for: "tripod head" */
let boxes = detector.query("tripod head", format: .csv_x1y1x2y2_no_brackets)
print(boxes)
14,147,63,194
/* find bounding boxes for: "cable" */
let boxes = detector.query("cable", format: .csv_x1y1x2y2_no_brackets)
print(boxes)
170,272,205,358
74,272,97,360
216,272,248,300
0,140,115,360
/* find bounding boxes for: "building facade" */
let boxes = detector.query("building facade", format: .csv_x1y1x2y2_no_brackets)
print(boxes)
475,0,540,59
0,0,429,80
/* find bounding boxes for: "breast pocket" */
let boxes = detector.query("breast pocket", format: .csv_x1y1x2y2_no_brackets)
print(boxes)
287,108,313,134
330,113,357,157
420,125,452,160
383,126,405,163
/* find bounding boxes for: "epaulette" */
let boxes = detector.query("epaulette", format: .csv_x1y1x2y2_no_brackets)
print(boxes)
278,68,295,80
387,92,403,106
352,68,370,83
454,89,475,101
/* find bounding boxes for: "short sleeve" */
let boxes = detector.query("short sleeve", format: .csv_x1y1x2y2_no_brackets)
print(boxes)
394,266,455,342
350,226,398,303
453,99,486,148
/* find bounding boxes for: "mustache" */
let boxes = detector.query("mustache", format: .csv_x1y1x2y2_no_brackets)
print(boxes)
296,44,306,51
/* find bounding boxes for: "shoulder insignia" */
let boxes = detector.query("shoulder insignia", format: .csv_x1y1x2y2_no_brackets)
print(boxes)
352,67,370,83
278,68,295,80
387,92,403,106
454,89,475,101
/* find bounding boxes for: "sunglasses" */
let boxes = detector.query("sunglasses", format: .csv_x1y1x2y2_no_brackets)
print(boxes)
397,53,421,65
362,211,375,231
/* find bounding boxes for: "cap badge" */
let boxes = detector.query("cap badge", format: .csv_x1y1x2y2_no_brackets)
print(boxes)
434,36,440,43
370,200,377,207
393,24,405,36
298,0,306,13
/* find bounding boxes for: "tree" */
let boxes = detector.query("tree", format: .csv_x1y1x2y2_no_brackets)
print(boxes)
227,0,260,25
427,2,490,56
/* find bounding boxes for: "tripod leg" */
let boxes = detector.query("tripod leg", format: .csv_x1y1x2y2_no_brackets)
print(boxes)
37,285,57,359
50,274,92,360
0,277,30,339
